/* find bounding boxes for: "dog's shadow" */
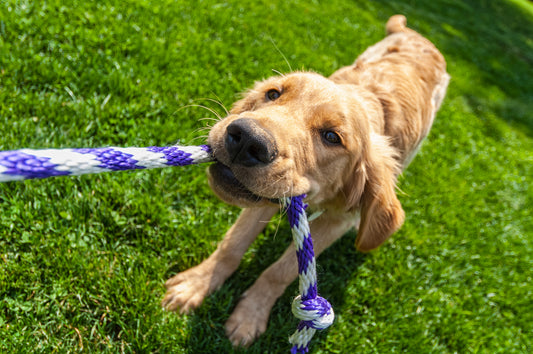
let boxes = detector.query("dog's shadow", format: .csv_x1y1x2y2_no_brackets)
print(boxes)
181,226,366,353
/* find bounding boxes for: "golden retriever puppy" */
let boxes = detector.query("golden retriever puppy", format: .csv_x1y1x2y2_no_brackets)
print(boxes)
162,15,449,347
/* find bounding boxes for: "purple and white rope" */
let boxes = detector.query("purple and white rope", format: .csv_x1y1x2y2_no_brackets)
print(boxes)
0,145,212,182
0,144,333,352
284,195,334,354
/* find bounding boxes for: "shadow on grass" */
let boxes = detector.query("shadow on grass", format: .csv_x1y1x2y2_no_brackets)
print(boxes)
365,0,533,137
179,227,366,353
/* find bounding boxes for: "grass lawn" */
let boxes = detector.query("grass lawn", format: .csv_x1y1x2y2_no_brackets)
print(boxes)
1,0,532,352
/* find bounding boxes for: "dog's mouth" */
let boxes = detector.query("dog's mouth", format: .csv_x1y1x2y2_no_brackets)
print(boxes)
208,161,277,204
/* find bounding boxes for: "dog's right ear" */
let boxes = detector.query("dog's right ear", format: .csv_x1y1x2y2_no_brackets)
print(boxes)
349,133,405,252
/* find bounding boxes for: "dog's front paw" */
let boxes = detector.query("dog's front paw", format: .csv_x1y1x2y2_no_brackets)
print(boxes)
162,265,214,313
225,295,271,347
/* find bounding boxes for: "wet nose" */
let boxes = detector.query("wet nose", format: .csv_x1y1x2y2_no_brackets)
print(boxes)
225,118,278,167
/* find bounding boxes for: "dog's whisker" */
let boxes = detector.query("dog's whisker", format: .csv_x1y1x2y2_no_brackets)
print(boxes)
189,135,209,144
182,103,223,121
198,117,220,123
192,124,213,134
271,198,291,241
200,106,223,121
268,36,292,73
198,96,230,116
195,128,212,135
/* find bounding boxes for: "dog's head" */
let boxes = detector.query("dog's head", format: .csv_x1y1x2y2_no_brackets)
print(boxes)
207,72,404,251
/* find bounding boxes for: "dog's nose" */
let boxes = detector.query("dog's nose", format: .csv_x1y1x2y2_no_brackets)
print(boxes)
225,118,278,167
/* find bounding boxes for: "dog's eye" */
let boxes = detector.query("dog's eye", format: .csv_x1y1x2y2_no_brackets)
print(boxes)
266,89,281,101
322,130,342,145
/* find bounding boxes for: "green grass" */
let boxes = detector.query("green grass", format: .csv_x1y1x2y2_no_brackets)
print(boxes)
1,0,532,352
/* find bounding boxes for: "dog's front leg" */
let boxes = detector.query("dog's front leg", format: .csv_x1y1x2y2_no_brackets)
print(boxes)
162,205,278,313
225,212,357,347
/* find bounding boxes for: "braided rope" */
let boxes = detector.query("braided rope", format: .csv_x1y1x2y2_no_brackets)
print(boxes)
0,144,333,351
284,196,334,353
0,145,212,182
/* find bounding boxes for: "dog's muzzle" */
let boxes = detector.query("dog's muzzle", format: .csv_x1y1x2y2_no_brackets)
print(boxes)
207,117,281,205
225,118,278,167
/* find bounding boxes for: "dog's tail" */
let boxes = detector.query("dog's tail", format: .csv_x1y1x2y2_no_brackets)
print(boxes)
386,15,408,35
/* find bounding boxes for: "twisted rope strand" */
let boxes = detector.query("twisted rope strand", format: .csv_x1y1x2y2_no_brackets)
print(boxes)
0,145,212,182
284,196,334,354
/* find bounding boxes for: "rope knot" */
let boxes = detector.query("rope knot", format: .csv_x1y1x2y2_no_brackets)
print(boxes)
291,295,334,330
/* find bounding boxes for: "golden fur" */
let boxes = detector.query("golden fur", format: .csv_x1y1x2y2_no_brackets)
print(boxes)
162,15,449,347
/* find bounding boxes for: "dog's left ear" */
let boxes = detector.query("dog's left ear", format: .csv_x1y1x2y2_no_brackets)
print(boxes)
350,133,405,252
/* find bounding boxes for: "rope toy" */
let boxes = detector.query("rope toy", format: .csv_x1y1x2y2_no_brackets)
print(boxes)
0,144,334,352
0,145,212,181
284,196,334,353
